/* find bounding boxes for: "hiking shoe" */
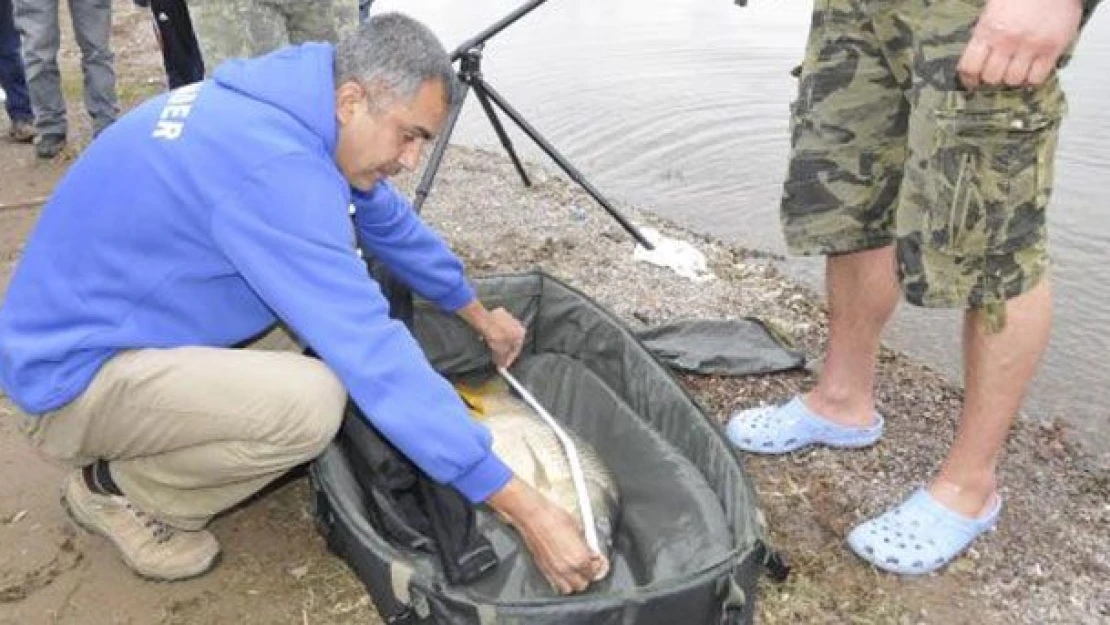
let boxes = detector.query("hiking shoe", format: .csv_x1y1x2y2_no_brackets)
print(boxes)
8,120,35,144
92,120,114,139
61,471,220,581
35,133,66,159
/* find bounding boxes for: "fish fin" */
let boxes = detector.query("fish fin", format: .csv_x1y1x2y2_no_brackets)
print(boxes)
453,384,484,417
454,377,516,419
527,434,553,492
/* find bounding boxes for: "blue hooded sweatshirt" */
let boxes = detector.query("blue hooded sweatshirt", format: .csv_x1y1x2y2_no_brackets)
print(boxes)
0,44,511,503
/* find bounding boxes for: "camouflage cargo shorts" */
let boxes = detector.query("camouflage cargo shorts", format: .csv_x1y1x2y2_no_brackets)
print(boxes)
189,0,358,72
782,0,1068,313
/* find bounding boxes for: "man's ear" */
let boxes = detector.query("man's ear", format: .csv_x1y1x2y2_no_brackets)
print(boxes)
335,80,364,126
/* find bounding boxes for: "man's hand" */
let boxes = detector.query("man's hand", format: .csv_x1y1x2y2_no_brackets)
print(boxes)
486,478,608,594
478,307,526,368
957,0,1084,89
457,301,526,368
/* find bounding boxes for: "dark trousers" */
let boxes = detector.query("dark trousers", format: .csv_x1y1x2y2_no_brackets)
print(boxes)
0,0,32,122
148,0,203,89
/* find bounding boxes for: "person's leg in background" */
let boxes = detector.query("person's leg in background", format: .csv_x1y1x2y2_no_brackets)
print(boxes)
67,0,117,137
148,0,204,88
0,0,34,142
0,0,35,142
282,0,358,46
14,0,66,157
188,0,286,75
359,0,372,24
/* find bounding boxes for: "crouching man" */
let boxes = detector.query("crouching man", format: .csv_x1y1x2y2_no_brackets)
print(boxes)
0,13,604,593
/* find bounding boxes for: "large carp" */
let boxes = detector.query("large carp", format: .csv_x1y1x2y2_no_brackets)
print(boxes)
456,378,620,576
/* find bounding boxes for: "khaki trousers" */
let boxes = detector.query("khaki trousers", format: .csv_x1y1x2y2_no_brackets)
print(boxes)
21,328,346,530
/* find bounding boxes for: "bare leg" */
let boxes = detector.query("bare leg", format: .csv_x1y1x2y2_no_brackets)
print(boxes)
804,245,901,427
930,278,1052,517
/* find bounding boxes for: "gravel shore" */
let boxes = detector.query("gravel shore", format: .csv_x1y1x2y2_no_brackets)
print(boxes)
0,4,1105,621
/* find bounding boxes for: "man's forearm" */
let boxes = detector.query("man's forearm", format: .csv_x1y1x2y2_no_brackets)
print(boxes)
457,299,494,335
485,477,538,518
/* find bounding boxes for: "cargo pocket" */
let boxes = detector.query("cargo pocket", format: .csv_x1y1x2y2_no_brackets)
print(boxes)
924,94,1060,256
786,98,810,153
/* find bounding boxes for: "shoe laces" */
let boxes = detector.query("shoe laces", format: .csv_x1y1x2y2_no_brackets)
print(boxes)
124,502,175,544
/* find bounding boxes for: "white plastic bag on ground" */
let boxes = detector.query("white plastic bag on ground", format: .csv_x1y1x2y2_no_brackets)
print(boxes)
632,227,715,282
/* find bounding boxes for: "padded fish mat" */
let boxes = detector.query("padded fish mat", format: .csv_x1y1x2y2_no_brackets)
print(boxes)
311,272,771,624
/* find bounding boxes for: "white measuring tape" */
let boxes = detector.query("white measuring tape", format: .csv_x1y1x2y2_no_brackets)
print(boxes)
496,367,601,555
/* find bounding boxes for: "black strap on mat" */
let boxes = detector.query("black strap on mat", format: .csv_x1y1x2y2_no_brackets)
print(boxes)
338,402,500,586
759,540,791,583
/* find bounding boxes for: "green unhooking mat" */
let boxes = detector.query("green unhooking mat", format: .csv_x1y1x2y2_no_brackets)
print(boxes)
310,272,777,624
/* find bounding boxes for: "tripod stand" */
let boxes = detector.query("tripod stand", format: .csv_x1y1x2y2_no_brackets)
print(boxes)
413,0,653,250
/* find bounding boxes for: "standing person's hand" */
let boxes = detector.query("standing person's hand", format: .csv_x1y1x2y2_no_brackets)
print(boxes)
486,478,608,594
957,0,1084,89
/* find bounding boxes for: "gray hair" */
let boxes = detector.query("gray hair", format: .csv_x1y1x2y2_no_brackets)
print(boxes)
334,13,458,111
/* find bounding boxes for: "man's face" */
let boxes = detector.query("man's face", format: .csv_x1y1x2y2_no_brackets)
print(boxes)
334,78,448,191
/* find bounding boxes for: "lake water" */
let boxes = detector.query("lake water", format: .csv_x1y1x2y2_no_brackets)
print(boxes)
374,0,1110,456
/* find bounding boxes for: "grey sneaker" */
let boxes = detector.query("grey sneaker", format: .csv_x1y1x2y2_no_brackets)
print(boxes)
8,120,35,144
61,471,220,581
34,133,66,159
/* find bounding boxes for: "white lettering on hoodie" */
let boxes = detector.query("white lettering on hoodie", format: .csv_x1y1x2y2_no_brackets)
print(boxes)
152,83,202,141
